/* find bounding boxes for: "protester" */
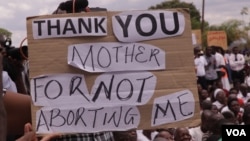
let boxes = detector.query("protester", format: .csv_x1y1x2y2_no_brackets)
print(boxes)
238,83,250,104
2,70,17,93
212,88,227,111
174,127,192,141
154,129,174,141
224,49,233,83
229,46,245,83
202,113,224,141
204,47,218,88
242,104,250,125
194,46,208,90
189,109,213,141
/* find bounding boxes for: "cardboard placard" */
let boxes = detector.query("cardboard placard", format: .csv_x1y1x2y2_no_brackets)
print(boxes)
207,31,228,49
26,9,200,134
192,29,202,45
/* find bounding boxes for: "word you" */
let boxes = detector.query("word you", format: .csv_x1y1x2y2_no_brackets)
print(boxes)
32,16,107,39
36,105,140,133
151,90,195,126
112,10,185,42
30,72,156,107
68,42,165,72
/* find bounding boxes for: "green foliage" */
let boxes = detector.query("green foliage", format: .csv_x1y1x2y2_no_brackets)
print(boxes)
0,28,12,38
149,0,201,29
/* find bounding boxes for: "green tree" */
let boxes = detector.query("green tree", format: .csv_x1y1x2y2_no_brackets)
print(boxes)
0,28,12,38
149,0,203,29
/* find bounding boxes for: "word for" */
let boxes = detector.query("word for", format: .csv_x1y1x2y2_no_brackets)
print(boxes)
68,42,165,72
32,16,107,39
36,105,140,133
226,129,246,136
112,11,185,42
151,90,194,126
31,72,156,107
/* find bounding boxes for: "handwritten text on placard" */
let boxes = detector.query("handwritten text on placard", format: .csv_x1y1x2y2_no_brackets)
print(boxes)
68,42,165,72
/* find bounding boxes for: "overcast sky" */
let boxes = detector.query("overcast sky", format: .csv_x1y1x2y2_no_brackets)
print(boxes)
0,0,249,46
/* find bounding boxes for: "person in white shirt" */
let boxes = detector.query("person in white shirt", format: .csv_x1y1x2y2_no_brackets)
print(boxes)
2,70,17,92
212,46,226,68
224,49,233,83
212,88,227,111
229,46,245,83
194,47,208,90
204,47,218,87
238,83,250,104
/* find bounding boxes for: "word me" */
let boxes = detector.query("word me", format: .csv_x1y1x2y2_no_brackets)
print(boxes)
152,90,195,126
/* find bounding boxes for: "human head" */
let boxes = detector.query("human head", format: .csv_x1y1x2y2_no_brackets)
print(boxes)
174,127,191,141
213,89,226,104
232,46,239,54
211,118,235,136
240,83,248,96
221,111,237,124
207,113,225,133
228,99,240,115
229,88,238,95
205,47,213,56
53,0,89,14
154,129,174,141
200,89,209,101
201,99,212,110
211,104,219,114
201,110,214,132
243,104,250,125
193,46,201,56
153,137,168,141
113,129,137,141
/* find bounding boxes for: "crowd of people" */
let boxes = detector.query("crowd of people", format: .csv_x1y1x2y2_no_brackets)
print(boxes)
192,45,250,141
2,41,249,141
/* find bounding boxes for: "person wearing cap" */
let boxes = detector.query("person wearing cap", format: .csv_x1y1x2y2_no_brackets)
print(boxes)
194,47,208,90
212,88,227,111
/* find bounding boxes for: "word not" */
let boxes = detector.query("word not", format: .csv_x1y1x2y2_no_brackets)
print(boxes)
226,129,246,136
36,105,140,133
68,42,165,72
151,90,194,126
112,11,185,42
32,16,107,39
31,72,156,107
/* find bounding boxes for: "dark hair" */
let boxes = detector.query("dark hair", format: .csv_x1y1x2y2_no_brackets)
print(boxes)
221,111,235,119
54,0,89,14
243,104,250,124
